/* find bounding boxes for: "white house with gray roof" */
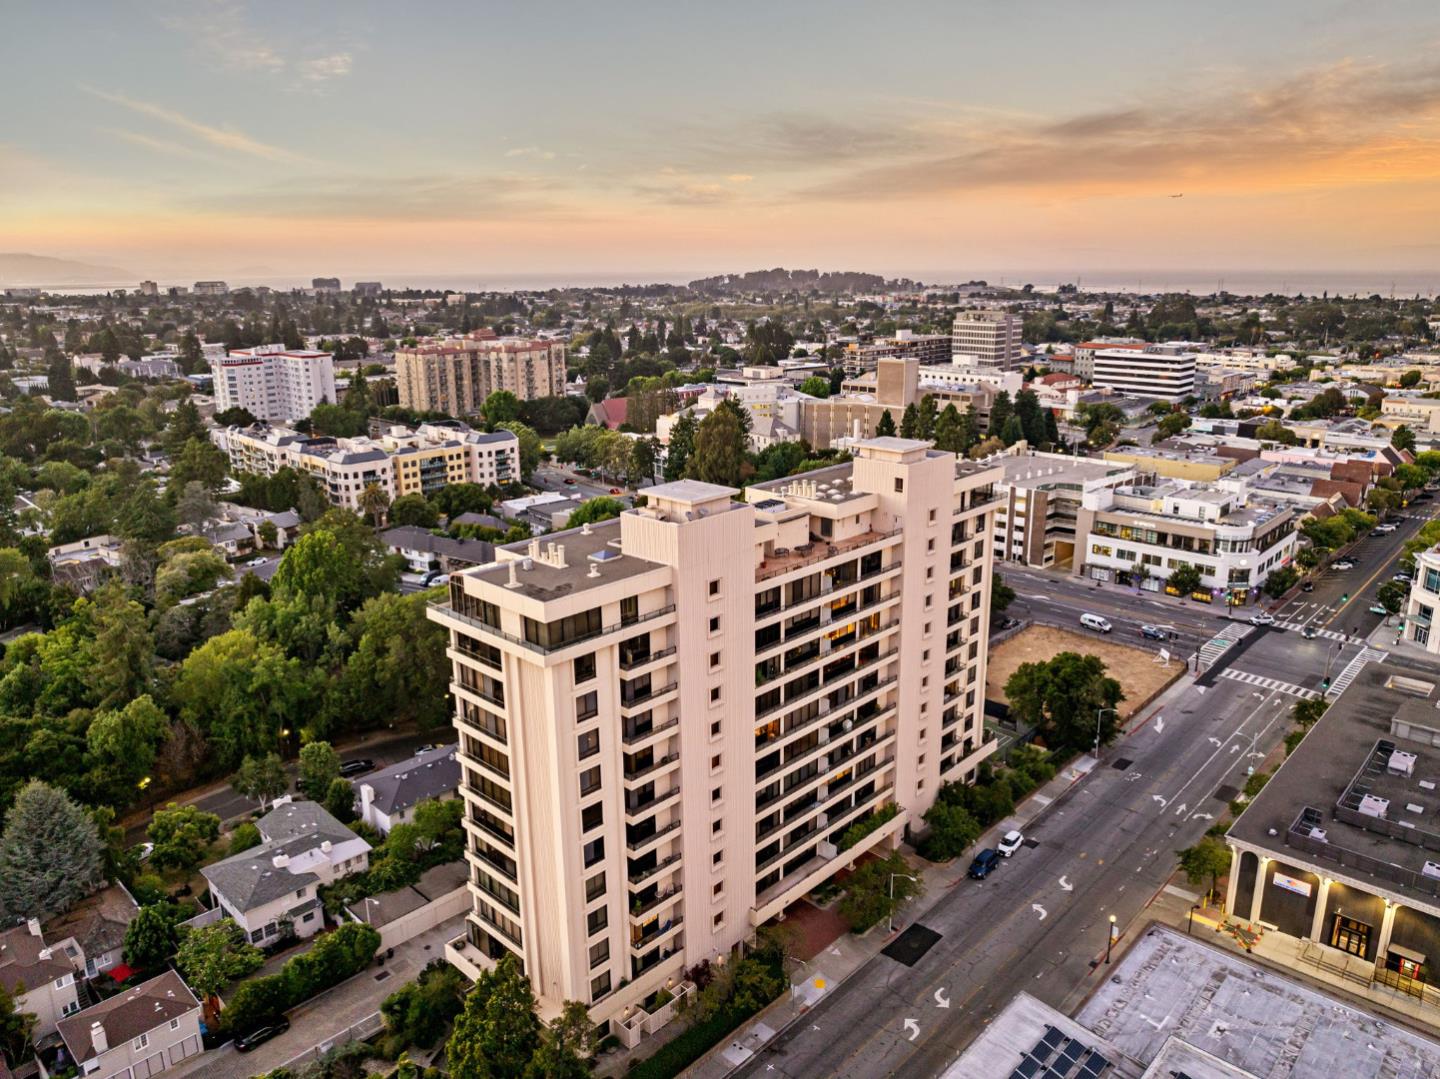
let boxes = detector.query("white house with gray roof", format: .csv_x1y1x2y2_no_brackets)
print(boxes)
355,745,460,835
50,970,201,1079
201,799,370,944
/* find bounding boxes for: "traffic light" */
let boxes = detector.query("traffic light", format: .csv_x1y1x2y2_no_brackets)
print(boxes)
1322,677,1330,689
1341,593,1349,603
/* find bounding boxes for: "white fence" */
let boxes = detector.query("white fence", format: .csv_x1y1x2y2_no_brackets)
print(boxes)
272,1011,384,1073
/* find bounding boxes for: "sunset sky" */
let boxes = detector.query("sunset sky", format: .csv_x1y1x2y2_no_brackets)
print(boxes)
6,0,1440,284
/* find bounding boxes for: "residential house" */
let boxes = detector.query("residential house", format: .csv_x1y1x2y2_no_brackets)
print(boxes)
380,527,495,575
46,535,125,593
0,922,81,1039
587,398,628,430
43,884,140,981
354,745,460,835
50,971,201,1079
200,799,370,945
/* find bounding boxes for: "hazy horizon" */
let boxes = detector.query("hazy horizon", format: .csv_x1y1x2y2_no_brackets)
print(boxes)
8,1,1440,280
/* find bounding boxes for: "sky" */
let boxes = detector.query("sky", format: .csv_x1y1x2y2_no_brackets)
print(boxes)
6,0,1440,285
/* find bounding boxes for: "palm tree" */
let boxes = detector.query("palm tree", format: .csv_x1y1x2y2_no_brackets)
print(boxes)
358,483,390,529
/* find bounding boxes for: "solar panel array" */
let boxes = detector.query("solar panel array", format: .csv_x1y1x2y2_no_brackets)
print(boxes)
1007,1025,1111,1079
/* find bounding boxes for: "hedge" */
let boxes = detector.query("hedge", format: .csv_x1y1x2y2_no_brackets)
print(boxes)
224,922,381,1032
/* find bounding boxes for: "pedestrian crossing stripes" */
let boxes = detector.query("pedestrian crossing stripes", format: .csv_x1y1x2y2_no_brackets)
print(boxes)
1279,621,1351,642
1327,647,1389,698
1219,667,1321,699
1198,624,1253,669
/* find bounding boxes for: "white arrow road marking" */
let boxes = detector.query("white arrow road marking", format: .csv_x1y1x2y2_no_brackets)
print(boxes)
1196,686,1206,695
1127,771,1143,781
1230,744,1241,753
934,988,950,1009
1033,904,1048,920
1208,737,1222,747
1154,716,1165,734
1152,795,1168,807
904,1018,920,1041
1059,876,1073,892
1173,803,1189,816
1192,812,1214,821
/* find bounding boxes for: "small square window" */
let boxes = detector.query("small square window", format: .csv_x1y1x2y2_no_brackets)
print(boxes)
713,913,725,929
579,765,601,797
574,653,597,683
585,872,606,902
894,478,904,493
711,787,722,804
581,802,603,833
710,651,721,669
709,579,721,597
928,508,937,523
587,907,608,935
710,686,722,704
927,538,935,552
922,649,930,662
576,690,599,722
712,850,723,866
577,729,600,760
710,754,721,770
582,836,605,868
709,615,721,633
710,720,721,738
711,819,722,834
713,881,724,896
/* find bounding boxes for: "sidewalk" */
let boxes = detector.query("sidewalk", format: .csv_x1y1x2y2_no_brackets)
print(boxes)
678,753,1104,1079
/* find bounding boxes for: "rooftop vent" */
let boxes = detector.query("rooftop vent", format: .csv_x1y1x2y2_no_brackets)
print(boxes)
1390,749,1419,777
1425,861,1440,881
1359,794,1390,819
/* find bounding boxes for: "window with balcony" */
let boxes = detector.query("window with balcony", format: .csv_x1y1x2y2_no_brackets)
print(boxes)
523,607,602,649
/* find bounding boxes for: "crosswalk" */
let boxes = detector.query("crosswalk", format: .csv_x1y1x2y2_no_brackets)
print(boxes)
1198,624,1253,669
1219,667,1321,699
1327,646,1390,698
1278,621,1352,642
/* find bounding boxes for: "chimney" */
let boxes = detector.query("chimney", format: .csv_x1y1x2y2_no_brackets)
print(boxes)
272,853,290,869
90,1021,107,1055
505,561,520,588
321,840,332,854
25,918,40,938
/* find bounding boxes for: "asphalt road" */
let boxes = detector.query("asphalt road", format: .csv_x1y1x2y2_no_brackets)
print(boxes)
736,507,1440,1078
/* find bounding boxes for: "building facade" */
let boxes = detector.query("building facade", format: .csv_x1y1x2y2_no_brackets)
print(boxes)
50,971,202,1079
396,333,567,414
210,345,338,423
1404,545,1440,653
430,439,1000,1032
950,310,1022,373
991,449,1136,568
1090,347,1196,401
1075,481,1298,605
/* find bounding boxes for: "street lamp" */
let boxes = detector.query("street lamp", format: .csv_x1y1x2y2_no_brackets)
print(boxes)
1094,707,1119,758
1105,914,1118,964
888,874,919,934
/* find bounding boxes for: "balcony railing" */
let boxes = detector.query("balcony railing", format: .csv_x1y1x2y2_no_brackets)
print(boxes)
755,527,903,582
630,885,682,919
629,852,682,886
622,715,680,746
625,752,680,785
620,645,677,671
430,601,676,656
626,817,682,853
621,682,678,712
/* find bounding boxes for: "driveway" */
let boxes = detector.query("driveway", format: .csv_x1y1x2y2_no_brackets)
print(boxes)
171,914,467,1079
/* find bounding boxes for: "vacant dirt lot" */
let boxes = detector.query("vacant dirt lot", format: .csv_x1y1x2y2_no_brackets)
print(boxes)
986,624,1180,720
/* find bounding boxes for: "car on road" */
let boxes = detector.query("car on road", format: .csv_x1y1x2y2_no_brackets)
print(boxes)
997,830,1024,857
1248,612,1276,626
422,571,449,587
136,842,154,862
1302,626,1318,639
563,478,576,485
967,848,1002,879
1333,560,1356,571
417,742,446,753
246,557,269,567
1139,624,1167,641
1394,573,1414,584
235,1019,290,1053
338,759,375,778
1375,523,1398,533
1300,580,1315,592
1079,613,1113,633
1369,604,1390,616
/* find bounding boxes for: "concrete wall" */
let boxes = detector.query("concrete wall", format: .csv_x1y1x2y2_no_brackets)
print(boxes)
368,886,470,953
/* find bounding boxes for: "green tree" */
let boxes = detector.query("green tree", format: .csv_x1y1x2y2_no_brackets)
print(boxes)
875,409,897,437
1393,424,1417,452
388,494,440,529
175,480,219,530
686,404,751,487
1254,419,1298,446
154,548,232,607
482,391,522,427
798,376,831,398
0,781,103,919
447,954,542,1079
147,803,220,871
1166,563,1204,597
122,903,183,971
1004,652,1125,754
272,518,399,616
524,1001,596,1079
1400,369,1423,388
566,496,625,527
1261,565,1298,600
87,695,168,785
231,752,289,811
0,982,36,1067
331,592,451,731
1156,412,1191,439
91,584,155,708
837,850,922,933
1378,580,1408,614
1000,414,1024,446
164,399,207,454
989,391,1014,438
299,741,341,796
1177,836,1232,898
358,483,390,529
496,422,542,478
168,438,228,493
991,574,1016,617
664,411,697,481
920,800,981,860
325,777,357,823
899,402,919,438
176,918,264,1011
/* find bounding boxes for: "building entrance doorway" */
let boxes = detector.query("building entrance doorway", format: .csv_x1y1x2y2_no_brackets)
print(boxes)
1330,915,1371,957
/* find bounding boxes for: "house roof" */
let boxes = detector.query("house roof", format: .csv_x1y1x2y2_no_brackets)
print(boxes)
588,397,629,429
201,800,368,913
57,970,198,1064
380,527,495,565
0,924,75,997
43,884,139,964
450,512,505,530
356,745,460,816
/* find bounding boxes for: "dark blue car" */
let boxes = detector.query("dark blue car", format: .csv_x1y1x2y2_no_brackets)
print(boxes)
967,848,1002,880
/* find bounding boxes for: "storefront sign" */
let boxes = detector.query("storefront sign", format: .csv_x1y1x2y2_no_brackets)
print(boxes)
1273,872,1312,897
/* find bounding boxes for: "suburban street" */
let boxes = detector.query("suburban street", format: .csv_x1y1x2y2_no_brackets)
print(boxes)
734,505,1435,1079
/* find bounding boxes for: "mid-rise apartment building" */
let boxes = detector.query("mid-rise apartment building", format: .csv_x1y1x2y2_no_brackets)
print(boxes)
215,422,519,511
1075,481,1298,606
991,449,1136,568
192,280,229,296
137,280,158,296
1090,347,1196,402
1381,394,1440,435
841,330,952,375
950,310,1022,373
396,331,567,415
1404,545,1440,652
1072,339,1145,381
211,345,338,423
430,439,1001,1033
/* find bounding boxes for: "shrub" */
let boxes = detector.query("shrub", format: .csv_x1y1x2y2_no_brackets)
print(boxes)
224,974,291,1032
222,923,381,1033
837,802,899,851
379,962,466,1056
918,801,980,862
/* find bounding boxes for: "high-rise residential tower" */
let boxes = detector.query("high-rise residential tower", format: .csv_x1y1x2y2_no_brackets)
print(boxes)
951,310,1023,373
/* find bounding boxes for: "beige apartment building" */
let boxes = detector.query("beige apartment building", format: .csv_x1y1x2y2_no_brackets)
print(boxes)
396,332,567,415
429,438,1001,1036
950,310,1023,373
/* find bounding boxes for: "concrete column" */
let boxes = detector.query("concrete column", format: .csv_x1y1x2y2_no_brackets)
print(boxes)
1248,857,1266,924
1309,879,1332,943
1224,846,1241,917
1376,901,1399,964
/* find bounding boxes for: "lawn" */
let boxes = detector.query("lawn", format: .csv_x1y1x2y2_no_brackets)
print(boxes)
986,624,1181,721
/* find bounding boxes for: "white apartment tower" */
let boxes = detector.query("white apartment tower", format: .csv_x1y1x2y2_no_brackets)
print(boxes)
211,345,338,423
1090,347,1196,402
430,439,1000,1035
951,310,1023,373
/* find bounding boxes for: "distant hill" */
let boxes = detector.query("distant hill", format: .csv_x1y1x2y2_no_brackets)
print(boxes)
0,253,133,286
688,267,919,296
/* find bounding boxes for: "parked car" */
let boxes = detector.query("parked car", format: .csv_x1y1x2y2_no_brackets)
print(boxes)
608,487,622,495
235,1019,290,1052
997,830,1025,857
563,478,576,485
1375,523,1398,533
1139,624,1167,641
1333,560,1356,571
967,848,1002,879
1369,604,1390,616
1249,612,1276,626
338,759,375,778
1394,573,1414,584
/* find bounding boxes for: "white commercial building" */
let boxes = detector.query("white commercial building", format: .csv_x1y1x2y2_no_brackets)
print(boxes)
1090,347,1196,402
1404,545,1440,653
950,310,1022,374
211,345,337,423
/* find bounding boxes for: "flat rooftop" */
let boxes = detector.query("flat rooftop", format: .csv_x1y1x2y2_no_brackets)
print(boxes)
1075,925,1440,1079
462,516,663,602
995,454,1131,491
1229,663,1440,910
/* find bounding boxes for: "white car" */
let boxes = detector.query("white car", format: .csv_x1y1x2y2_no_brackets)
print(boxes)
1249,612,1276,626
1375,523,1398,533
1333,560,1356,571
997,830,1024,857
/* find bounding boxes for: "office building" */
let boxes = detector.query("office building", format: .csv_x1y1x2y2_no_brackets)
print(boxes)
1071,339,1145,381
1404,545,1440,652
396,332,567,415
990,449,1136,569
137,280,158,296
211,345,337,423
950,310,1022,374
1075,481,1298,605
192,280,229,296
431,439,1001,1033
1090,347,1196,402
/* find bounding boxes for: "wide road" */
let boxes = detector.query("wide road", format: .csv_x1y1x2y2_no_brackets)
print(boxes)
734,631,1328,1078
